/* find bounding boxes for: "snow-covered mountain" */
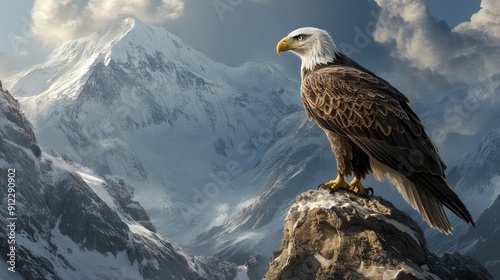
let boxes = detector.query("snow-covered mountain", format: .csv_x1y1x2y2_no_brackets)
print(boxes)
5,15,301,244
187,113,335,263
0,88,237,280
422,127,500,278
447,127,500,211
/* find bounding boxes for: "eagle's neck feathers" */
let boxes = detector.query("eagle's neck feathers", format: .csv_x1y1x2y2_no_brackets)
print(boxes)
297,31,339,79
301,46,337,72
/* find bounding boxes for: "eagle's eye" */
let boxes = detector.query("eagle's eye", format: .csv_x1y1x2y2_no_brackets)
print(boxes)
296,35,304,41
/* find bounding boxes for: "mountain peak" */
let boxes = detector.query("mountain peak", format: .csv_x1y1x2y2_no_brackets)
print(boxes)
6,15,211,102
94,14,137,42
84,14,210,70
61,14,183,67
115,14,138,24
21,14,197,72
49,15,144,64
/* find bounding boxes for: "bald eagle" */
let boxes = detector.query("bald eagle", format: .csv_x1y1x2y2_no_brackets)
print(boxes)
276,27,474,234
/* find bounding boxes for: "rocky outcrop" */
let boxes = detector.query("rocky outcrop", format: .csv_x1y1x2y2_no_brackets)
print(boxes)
0,89,41,158
264,190,493,280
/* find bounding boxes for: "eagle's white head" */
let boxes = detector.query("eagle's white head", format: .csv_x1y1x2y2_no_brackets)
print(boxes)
277,27,338,73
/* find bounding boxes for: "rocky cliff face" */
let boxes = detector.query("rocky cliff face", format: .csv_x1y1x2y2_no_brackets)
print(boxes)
264,190,492,280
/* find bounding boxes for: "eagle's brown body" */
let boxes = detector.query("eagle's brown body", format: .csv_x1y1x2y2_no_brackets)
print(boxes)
277,27,474,233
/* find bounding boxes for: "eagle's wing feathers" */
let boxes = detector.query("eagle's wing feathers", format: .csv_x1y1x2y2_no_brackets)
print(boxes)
301,66,444,176
301,66,474,233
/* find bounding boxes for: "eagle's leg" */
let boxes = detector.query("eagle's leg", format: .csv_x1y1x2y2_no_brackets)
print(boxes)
347,177,373,196
319,174,349,191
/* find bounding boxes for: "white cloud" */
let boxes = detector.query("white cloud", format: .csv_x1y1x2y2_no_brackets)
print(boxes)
30,0,184,45
373,0,500,84
454,0,500,40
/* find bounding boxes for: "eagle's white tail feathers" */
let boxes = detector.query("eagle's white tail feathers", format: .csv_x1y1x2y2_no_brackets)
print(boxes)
370,158,453,234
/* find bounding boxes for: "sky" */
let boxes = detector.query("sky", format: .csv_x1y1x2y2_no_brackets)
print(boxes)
0,0,485,84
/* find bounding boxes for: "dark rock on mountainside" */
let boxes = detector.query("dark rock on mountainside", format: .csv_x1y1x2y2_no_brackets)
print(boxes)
104,178,157,232
264,190,492,280
246,254,268,280
0,90,41,158
458,194,500,279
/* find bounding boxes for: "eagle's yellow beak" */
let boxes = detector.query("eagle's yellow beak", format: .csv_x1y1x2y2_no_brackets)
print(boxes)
276,37,301,55
276,37,289,55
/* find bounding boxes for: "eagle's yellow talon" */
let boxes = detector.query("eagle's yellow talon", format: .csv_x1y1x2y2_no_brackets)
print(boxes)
319,175,349,191
348,177,370,196
320,176,372,197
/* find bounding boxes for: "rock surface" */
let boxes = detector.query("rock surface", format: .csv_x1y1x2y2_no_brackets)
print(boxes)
264,190,493,280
